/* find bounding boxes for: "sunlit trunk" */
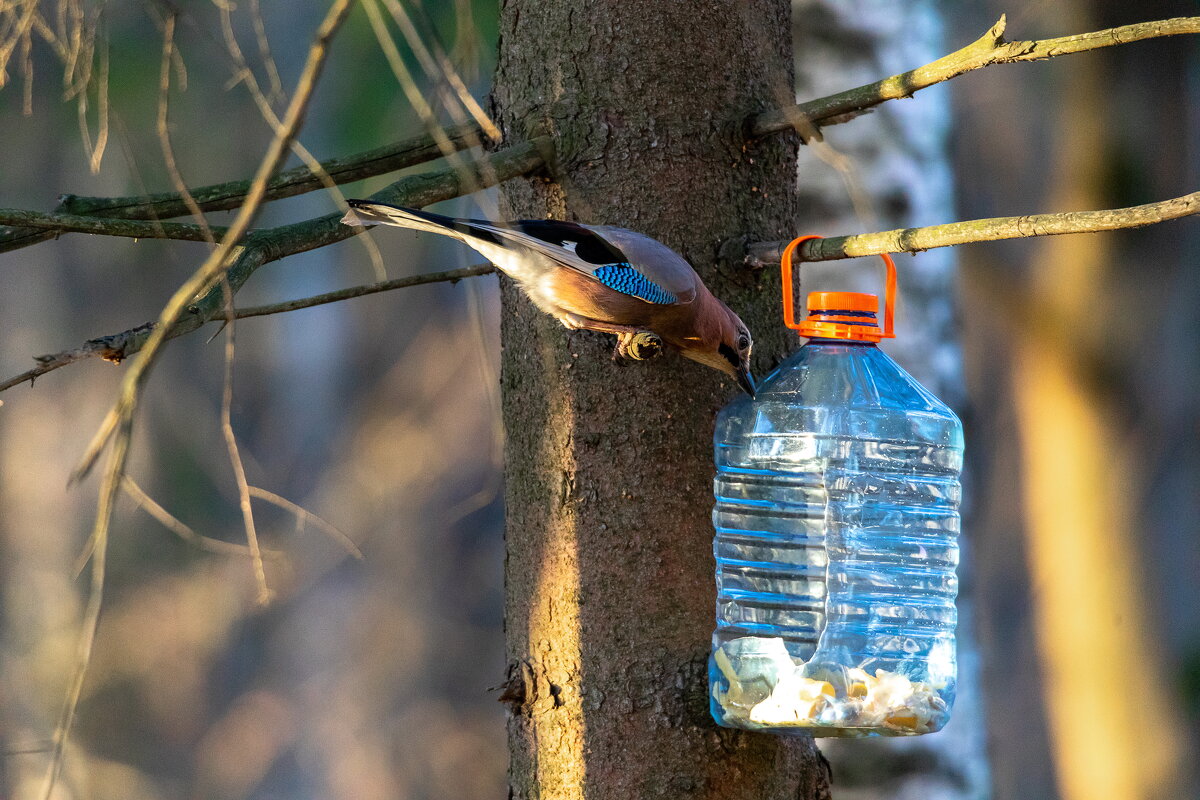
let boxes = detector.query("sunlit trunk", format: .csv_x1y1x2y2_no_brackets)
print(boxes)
492,1,832,797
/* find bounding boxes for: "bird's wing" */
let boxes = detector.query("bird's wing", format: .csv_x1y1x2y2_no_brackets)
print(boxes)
581,225,700,304
343,201,697,306
497,219,696,305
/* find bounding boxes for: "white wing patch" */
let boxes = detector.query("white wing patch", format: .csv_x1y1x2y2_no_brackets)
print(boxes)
561,240,579,253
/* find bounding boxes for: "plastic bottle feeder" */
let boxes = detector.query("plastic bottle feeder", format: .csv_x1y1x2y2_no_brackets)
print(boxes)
709,238,964,737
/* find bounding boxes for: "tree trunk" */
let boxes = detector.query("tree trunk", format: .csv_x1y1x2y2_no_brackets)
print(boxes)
491,1,830,798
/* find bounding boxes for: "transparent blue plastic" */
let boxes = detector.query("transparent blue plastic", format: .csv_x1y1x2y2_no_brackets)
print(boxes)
709,339,963,737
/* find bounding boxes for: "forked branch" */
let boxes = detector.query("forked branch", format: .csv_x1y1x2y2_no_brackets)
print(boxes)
39,4,357,797
753,15,1200,138
3,14,1200,395
0,121,483,254
6,16,1197,257
0,141,545,393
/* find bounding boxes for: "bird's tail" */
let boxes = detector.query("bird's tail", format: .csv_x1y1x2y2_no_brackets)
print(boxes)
341,200,466,240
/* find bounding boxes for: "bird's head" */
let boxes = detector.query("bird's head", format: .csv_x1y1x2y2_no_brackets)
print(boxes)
677,299,756,396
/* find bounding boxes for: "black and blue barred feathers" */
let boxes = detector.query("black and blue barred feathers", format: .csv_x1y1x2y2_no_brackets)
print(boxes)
593,263,677,304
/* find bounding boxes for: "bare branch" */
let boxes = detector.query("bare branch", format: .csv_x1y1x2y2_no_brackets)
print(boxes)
73,0,357,482
41,6,358,795
1,321,160,394
218,278,272,605
362,0,489,211
14,13,1194,403
746,191,1200,266
752,15,1200,138
71,121,484,220
18,16,1192,256
156,13,214,244
40,412,129,800
0,208,225,242
122,476,269,558
0,264,495,394
0,121,483,254
247,0,286,105
235,263,495,318
215,1,389,281
370,0,502,218
0,139,545,394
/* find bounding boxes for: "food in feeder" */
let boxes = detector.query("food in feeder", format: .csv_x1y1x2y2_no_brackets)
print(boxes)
711,636,795,714
712,637,949,734
708,256,964,738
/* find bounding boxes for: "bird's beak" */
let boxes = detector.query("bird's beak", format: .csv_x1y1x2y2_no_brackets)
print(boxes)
736,363,756,397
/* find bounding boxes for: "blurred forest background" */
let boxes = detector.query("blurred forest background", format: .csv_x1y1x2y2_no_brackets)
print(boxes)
0,1,1197,799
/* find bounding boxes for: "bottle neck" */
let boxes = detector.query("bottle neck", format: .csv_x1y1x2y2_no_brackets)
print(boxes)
804,337,877,347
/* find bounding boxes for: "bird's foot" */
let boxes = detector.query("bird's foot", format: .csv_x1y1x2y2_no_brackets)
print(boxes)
559,314,662,361
615,330,663,361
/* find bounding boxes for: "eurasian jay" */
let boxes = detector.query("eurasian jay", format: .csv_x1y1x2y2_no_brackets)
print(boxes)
341,200,756,395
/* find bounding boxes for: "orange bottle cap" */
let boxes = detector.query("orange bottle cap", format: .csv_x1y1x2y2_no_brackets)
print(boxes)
807,291,878,313
779,236,897,343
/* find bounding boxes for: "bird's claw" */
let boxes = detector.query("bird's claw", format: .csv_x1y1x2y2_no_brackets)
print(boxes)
615,331,663,361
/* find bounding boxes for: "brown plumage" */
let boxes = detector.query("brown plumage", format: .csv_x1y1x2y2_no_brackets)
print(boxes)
341,200,756,394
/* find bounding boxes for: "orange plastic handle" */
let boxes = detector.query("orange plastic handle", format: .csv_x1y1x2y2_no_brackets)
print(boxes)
780,235,896,338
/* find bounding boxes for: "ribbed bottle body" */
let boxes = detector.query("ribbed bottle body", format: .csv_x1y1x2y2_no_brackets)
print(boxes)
710,341,963,737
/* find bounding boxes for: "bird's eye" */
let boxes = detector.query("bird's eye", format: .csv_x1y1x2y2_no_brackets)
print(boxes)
738,335,750,351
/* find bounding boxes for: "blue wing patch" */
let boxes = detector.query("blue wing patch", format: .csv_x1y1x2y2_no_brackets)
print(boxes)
593,263,677,304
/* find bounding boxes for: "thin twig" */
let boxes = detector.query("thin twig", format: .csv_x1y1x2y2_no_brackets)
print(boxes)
59,120,483,219
752,15,1200,138
412,10,500,142
122,475,267,558
247,0,285,105
218,0,387,280
362,0,486,206
218,277,272,605
377,0,499,141
40,413,129,800
0,140,544,395
2,742,54,756
77,16,108,174
0,122,483,254
156,13,214,244
73,0,356,482
247,485,363,560
379,0,501,219
235,263,495,318
450,0,480,82
746,191,1200,265
39,6,354,796
0,264,494,394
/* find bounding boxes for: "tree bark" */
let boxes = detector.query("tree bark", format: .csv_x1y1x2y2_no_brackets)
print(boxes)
491,1,830,798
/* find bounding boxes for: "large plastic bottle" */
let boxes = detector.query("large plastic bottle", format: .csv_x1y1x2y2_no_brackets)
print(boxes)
709,246,963,737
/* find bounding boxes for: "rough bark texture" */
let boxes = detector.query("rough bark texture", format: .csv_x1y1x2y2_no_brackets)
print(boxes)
491,1,830,798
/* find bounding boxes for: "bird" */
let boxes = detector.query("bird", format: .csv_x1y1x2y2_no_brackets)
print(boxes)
341,200,756,395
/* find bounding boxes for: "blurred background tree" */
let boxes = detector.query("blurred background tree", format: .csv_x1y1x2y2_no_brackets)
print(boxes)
0,1,1197,799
